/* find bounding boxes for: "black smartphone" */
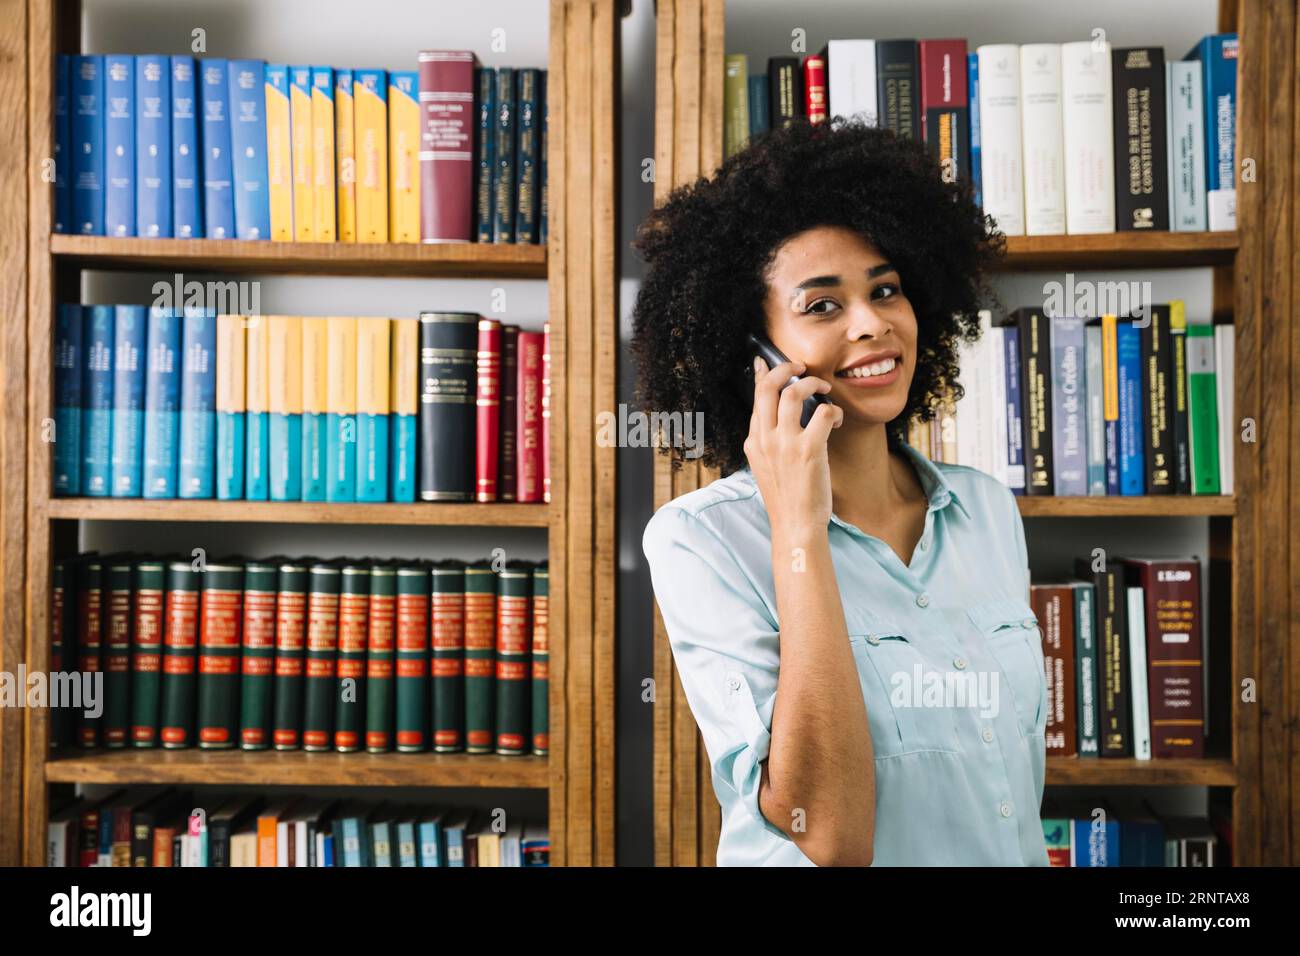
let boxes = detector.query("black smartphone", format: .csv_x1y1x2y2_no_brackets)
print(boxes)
747,333,834,428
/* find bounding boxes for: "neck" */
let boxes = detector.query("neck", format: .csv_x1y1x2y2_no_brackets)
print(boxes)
827,419,922,525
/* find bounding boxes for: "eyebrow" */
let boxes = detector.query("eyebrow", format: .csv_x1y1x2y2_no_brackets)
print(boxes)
793,263,898,291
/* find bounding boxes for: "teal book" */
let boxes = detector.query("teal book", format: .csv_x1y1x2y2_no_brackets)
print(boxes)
109,305,147,497
81,305,115,497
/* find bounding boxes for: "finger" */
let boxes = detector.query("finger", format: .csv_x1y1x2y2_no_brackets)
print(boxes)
803,399,843,445
752,358,806,431
776,375,833,431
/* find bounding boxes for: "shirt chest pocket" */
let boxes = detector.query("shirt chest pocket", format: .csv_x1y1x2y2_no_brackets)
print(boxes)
849,626,962,758
967,598,1047,739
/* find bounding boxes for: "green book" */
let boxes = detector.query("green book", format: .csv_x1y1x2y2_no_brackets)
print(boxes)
75,556,104,748
272,561,309,750
431,561,465,753
102,557,134,748
1069,580,1099,758
532,562,549,756
1186,323,1221,495
129,559,165,748
364,563,396,753
494,561,532,755
159,559,201,749
197,561,245,749
302,563,340,751
464,561,497,754
395,563,430,752
334,563,370,752
238,560,279,750
723,54,750,159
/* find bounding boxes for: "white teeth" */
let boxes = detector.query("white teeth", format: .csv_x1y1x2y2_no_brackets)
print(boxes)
841,357,897,379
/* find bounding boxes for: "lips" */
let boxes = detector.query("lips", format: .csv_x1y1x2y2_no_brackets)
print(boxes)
834,350,902,379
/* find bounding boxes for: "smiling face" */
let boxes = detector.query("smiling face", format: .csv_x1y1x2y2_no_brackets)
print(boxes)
761,225,918,429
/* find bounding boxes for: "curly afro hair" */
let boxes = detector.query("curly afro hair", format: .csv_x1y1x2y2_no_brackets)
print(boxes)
630,117,1004,475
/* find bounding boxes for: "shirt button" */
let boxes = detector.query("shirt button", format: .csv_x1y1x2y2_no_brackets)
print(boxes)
919,536,930,551
1022,618,1037,629
999,802,1013,818
916,593,931,608
726,676,741,693
867,635,881,646
982,727,994,743
953,658,967,670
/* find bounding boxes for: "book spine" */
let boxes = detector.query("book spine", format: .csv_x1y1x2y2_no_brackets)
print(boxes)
245,313,270,499
987,323,1009,486
272,563,308,749
75,567,103,746
968,52,982,209
1073,583,1099,756
417,313,477,501
748,74,769,136
1001,322,1025,493
199,58,235,239
238,561,278,749
388,70,421,242
110,305,146,497
498,326,519,500
464,564,497,753
311,67,336,241
1061,41,1116,234
302,563,340,751
723,54,749,158
73,55,106,235
335,69,356,241
227,60,270,240
539,73,548,243
542,322,552,502
159,561,201,748
1050,315,1087,495
768,57,803,129
1186,324,1221,494
474,68,496,242
1129,559,1205,758
1125,585,1151,760
495,565,531,755
1142,305,1174,493
416,52,476,243
389,318,418,502
364,565,397,752
515,68,541,242
142,308,181,498
517,331,544,502
431,563,465,752
265,64,293,241
1101,314,1121,494
104,55,135,237
1074,559,1131,757
493,67,516,241
395,564,430,752
1191,34,1237,230
1112,48,1169,230
356,316,391,502
1019,45,1065,235
1116,320,1146,495
802,55,827,124
215,313,246,500
53,305,83,495
976,45,1023,235
178,309,217,499
1017,308,1053,494
531,564,549,755
1033,584,1076,757
102,560,134,747
1084,323,1107,494
300,316,329,501
1214,325,1234,493
354,69,389,242
476,318,502,501
290,66,315,241
171,56,201,238
54,55,72,233
825,40,876,126
81,305,115,497
50,562,73,749
197,562,244,748
1167,61,1207,231
326,316,357,501
919,39,969,183
335,564,371,751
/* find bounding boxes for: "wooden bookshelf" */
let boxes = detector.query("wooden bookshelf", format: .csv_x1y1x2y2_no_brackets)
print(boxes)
650,0,1288,867
0,0,621,867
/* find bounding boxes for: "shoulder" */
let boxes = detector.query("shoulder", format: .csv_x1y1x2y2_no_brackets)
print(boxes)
930,460,1019,520
641,468,766,559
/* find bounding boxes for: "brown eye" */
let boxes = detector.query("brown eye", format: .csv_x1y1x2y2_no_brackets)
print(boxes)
805,298,838,315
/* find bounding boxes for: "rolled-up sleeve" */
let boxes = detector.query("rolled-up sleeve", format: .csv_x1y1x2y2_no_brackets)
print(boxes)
642,504,791,842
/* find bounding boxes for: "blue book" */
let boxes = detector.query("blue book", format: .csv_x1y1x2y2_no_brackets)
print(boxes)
514,68,541,242
52,304,83,495
475,68,496,242
1050,316,1088,496
493,67,516,242
539,71,548,244
143,308,181,498
171,56,202,239
81,305,115,497
967,52,981,211
1186,35,1238,196
370,817,393,868
1071,815,1120,867
417,816,443,868
443,814,468,867
72,55,106,236
109,305,147,497
228,60,270,240
103,56,135,237
54,55,72,233
390,414,416,502
748,74,769,136
1116,320,1146,496
396,819,418,867
1002,323,1024,495
321,832,334,867
135,55,172,238
199,59,235,239
178,309,217,499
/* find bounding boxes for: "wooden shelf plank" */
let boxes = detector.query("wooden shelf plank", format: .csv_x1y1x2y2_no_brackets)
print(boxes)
49,234,547,279
1046,757,1236,787
999,231,1238,270
45,749,549,789
1017,496,1235,517
46,498,552,527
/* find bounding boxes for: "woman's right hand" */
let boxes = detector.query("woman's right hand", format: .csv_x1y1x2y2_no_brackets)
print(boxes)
743,356,845,538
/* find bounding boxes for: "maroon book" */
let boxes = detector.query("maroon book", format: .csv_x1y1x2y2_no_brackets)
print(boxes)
1033,584,1077,757
516,332,544,502
1122,558,1205,758
803,56,827,124
475,318,502,501
499,325,519,501
918,39,970,182
418,50,477,242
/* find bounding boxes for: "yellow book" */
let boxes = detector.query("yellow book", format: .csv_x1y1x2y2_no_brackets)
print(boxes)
216,314,246,500
389,318,419,502
353,70,389,242
387,72,420,243
356,317,391,417
1101,313,1119,423
290,67,315,241
335,70,356,242
326,317,358,500
268,316,303,417
311,68,337,242
266,66,294,241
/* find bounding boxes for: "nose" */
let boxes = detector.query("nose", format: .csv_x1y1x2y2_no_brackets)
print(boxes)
843,299,893,342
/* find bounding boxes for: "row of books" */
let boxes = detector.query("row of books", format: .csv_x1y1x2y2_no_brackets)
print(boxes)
1032,556,1205,760
1042,798,1222,866
905,305,1234,497
55,53,546,244
49,788,548,867
53,306,551,503
726,32,1238,233
50,554,549,756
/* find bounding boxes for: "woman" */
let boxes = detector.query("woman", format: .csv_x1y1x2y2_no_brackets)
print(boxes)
634,119,1049,867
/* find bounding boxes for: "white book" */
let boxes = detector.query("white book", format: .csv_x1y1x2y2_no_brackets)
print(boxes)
277,819,290,867
826,40,877,126
295,820,310,867
987,324,1010,487
1126,586,1152,761
977,45,1025,235
1214,324,1234,493
954,324,983,470
1208,188,1236,231
1166,61,1207,231
1019,44,1066,235
315,831,328,868
1060,41,1116,234
48,819,72,866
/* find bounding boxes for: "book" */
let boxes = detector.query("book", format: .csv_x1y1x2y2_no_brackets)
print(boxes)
197,561,244,748
1125,585,1152,760
723,54,749,158
876,40,920,140
300,316,329,501
325,316,357,501
1060,41,1116,234
517,331,544,502
1100,314,1121,494
464,563,497,753
272,562,309,749
803,55,827,124
356,316,390,502
431,561,465,752
495,563,531,755
1112,48,1169,231
542,322,552,501
768,57,803,129
1068,580,1099,756
50,560,73,748
919,39,969,183
418,312,477,501
1074,556,1132,757
1141,305,1174,494
1185,323,1220,494
101,558,133,747
532,563,549,755
476,318,502,501
474,68,496,243
266,64,294,241
54,55,72,233
171,56,202,238
364,564,397,752
74,557,104,747
1012,307,1052,494
311,67,336,241
1214,324,1234,494
237,560,278,749
354,70,389,242
245,313,270,500
1116,319,1146,496
302,563,341,751
967,52,981,209
1019,45,1064,235
975,45,1024,235
268,315,303,500
199,59,235,238
492,67,516,241
109,305,146,498
417,51,476,243
335,69,356,241
499,326,519,500
142,307,181,498
53,305,83,495
514,68,542,242
539,72,549,243
215,313,246,500
1186,34,1238,231
1034,584,1076,756
159,560,201,748
388,70,421,243
178,309,217,499
395,564,430,752
1049,315,1087,495
289,66,315,241
1083,322,1107,495
748,74,769,137
104,55,135,238
227,60,270,240
1166,61,1207,231
825,40,877,127
389,318,418,502
1169,308,1192,496
335,564,371,752
81,305,115,497
73,55,106,235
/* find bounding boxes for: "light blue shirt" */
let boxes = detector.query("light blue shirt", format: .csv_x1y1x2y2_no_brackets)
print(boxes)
642,442,1050,866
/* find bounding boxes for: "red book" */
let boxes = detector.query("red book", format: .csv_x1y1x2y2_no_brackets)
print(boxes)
516,332,544,502
499,325,519,501
919,39,970,181
541,322,552,503
1033,584,1077,757
418,50,477,242
475,318,502,501
803,56,827,124
1122,558,1205,758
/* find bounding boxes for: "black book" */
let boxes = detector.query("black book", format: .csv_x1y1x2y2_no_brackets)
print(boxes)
418,312,478,501
208,794,264,868
767,57,803,129
130,790,188,867
1073,557,1132,758
1169,310,1192,494
876,40,921,140
1112,47,1170,231
1011,307,1054,495
1140,304,1174,493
